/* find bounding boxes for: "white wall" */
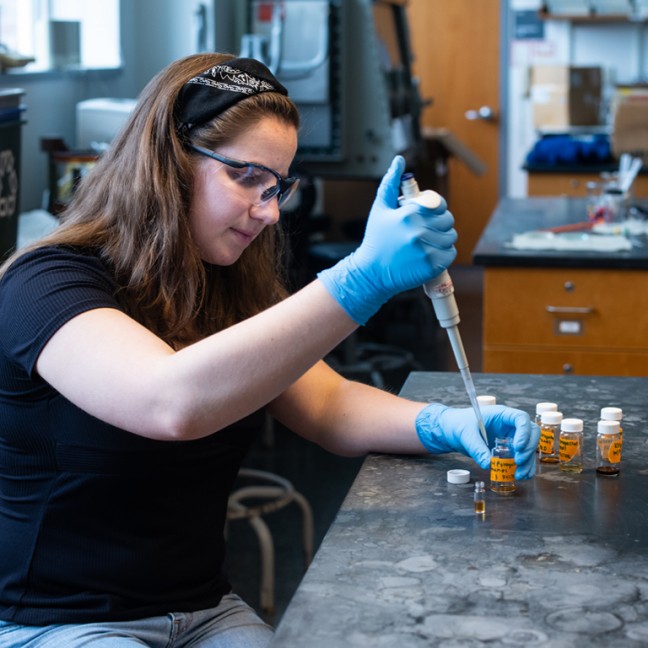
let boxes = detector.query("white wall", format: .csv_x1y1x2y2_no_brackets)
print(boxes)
7,0,215,213
507,0,648,197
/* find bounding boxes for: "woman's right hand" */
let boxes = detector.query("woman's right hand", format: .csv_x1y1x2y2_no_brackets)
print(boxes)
317,155,457,325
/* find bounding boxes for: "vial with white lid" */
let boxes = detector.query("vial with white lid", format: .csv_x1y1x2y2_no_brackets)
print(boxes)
539,411,562,463
559,418,584,473
535,402,558,426
535,402,558,454
477,395,497,408
601,407,623,450
596,420,622,477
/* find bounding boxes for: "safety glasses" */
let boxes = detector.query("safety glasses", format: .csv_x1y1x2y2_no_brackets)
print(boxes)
190,144,299,209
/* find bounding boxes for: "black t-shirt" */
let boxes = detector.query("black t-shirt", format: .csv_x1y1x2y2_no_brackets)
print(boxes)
0,246,259,625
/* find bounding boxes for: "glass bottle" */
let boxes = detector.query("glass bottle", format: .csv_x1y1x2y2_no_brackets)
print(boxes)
539,411,562,463
535,402,558,427
474,481,486,515
535,402,558,454
600,407,623,452
490,436,516,495
559,418,584,473
596,420,622,477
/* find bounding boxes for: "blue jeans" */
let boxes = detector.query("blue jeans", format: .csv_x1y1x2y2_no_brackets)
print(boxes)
0,593,273,647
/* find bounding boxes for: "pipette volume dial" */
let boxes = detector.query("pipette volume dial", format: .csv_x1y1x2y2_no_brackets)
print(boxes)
423,271,460,329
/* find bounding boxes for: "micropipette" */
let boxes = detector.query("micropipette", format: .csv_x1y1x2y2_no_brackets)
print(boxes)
399,173,488,445
423,270,489,445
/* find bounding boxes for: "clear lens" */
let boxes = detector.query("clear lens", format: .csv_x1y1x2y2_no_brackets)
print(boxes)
277,179,299,208
192,145,299,209
224,165,279,205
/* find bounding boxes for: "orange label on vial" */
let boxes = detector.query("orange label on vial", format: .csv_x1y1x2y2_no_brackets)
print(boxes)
539,429,555,454
559,437,579,462
598,437,622,463
490,457,516,482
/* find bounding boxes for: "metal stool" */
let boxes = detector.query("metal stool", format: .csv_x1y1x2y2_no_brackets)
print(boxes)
227,468,314,620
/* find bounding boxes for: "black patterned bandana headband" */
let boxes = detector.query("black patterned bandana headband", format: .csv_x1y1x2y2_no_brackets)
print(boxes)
174,57,288,134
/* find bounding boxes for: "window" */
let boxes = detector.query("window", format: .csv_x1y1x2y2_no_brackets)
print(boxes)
0,0,120,72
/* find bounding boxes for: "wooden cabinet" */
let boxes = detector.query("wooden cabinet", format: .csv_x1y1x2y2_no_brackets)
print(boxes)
482,266,648,376
527,172,648,198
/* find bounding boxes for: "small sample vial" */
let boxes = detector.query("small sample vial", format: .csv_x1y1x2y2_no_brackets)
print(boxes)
601,407,623,451
535,402,558,427
559,418,584,473
539,411,562,463
535,402,558,453
596,420,622,477
490,436,516,495
477,395,497,407
474,481,486,515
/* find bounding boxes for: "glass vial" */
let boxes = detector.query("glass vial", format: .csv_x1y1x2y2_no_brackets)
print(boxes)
539,411,562,463
535,402,558,454
474,481,486,515
490,436,516,495
596,420,622,477
535,402,558,427
601,407,623,452
559,418,584,473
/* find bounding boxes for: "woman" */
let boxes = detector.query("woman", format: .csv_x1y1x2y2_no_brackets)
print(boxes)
0,53,538,647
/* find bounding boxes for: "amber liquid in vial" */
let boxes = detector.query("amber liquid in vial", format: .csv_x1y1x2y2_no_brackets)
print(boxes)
596,465,620,476
490,438,516,495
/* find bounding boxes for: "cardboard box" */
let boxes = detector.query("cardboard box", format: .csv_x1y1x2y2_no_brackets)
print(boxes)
531,66,602,129
612,90,648,160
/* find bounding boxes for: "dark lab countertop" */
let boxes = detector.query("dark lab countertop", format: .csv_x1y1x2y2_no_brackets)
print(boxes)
270,372,648,647
472,196,648,269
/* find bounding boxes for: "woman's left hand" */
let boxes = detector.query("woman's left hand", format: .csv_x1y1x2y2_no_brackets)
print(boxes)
415,403,539,479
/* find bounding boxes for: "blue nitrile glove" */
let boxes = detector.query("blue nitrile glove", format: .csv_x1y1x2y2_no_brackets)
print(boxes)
415,403,540,480
317,155,457,325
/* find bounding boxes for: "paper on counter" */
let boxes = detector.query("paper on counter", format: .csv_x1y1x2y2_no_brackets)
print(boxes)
507,230,633,252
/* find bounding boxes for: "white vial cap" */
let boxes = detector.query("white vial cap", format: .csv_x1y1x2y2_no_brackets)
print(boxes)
536,402,558,415
541,411,563,425
447,469,470,484
561,417,583,432
598,420,620,434
477,395,497,407
600,407,622,421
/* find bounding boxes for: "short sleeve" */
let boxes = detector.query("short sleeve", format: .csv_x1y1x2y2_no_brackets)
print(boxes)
0,246,123,377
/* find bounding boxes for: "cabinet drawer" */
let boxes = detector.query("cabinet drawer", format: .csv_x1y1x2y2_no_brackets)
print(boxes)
528,173,648,199
483,268,648,349
527,173,601,197
484,346,648,377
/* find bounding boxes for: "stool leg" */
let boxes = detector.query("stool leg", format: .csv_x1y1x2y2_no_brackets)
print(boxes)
290,491,315,568
248,514,275,620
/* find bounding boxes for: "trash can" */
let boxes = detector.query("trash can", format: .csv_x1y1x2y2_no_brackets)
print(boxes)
0,88,26,260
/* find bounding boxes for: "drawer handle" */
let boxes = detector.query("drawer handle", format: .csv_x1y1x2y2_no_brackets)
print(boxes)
546,305,594,315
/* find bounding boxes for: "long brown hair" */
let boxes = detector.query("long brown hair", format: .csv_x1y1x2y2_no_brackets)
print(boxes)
1,53,301,347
